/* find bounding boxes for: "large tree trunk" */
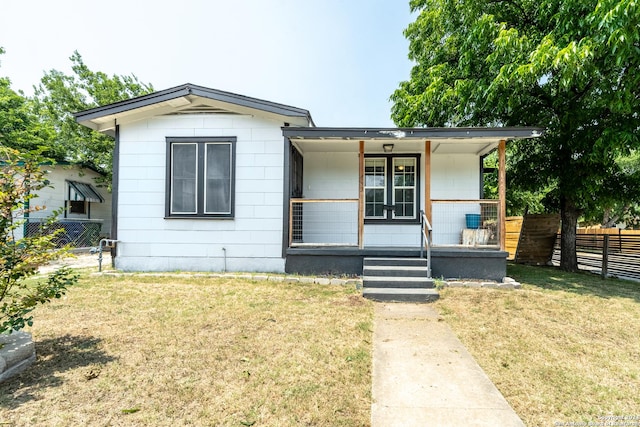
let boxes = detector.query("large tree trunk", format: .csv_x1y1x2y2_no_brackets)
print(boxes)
560,196,580,272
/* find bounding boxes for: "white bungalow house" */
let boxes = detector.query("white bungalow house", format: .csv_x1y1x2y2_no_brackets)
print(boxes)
16,163,111,246
75,83,542,281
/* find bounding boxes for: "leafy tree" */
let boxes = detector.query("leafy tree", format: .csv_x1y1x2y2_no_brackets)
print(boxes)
33,51,154,183
589,151,640,228
482,151,547,216
391,0,640,271
0,147,78,334
0,48,57,158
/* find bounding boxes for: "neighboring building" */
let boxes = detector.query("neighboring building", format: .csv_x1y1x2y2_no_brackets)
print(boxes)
75,83,542,279
16,163,111,246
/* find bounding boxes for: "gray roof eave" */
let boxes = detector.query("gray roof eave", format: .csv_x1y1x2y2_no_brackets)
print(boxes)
74,83,314,125
282,126,544,140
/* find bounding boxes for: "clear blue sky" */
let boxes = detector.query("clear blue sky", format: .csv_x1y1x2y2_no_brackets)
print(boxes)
0,0,415,127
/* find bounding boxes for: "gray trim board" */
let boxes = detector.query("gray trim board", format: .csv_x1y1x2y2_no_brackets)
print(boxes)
282,137,291,258
282,127,544,140
111,124,120,259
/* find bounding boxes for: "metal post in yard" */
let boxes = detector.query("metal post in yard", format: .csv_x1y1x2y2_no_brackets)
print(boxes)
602,234,609,279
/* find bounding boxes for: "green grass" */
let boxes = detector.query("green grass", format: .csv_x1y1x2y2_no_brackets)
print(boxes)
6,262,638,426
0,273,373,426
433,264,640,426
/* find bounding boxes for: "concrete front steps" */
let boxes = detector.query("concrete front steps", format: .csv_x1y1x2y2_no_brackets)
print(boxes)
363,257,439,303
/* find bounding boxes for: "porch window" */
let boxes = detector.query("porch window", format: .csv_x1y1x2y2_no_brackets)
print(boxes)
365,158,386,218
364,155,420,223
166,137,236,218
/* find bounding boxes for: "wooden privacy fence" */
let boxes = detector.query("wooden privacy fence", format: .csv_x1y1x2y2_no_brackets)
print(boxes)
506,214,560,263
505,216,523,259
551,233,640,281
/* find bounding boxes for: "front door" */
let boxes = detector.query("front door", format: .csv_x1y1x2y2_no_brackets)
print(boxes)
364,156,419,222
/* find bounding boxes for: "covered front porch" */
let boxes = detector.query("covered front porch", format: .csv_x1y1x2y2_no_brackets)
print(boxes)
281,127,542,280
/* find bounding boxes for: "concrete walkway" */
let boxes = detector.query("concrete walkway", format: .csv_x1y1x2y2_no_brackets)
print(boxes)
371,303,524,427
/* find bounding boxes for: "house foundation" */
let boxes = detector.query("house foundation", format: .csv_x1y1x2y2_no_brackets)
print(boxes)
285,247,508,281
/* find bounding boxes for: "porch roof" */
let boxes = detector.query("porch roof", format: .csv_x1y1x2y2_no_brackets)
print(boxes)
282,126,544,155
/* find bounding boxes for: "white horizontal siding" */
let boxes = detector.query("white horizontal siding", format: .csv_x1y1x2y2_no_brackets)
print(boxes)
430,154,481,244
299,149,481,248
115,256,284,273
115,114,288,272
364,224,422,247
303,152,359,199
431,154,480,199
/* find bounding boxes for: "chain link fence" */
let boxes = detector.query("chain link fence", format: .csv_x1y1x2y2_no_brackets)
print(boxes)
25,219,104,248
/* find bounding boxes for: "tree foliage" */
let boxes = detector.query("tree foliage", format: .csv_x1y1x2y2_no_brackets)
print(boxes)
33,51,154,182
391,0,640,271
0,147,78,334
482,151,548,215
0,50,56,157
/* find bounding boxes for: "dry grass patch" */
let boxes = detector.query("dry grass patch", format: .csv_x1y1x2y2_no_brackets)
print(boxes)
434,264,640,426
0,273,373,426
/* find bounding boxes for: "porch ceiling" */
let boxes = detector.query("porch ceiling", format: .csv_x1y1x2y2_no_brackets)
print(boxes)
284,126,543,156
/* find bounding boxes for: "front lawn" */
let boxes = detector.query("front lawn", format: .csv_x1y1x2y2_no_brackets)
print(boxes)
434,264,640,426
0,273,373,426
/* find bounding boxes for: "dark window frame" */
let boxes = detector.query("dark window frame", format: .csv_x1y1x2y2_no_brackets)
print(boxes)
364,153,421,224
165,136,236,219
68,200,87,214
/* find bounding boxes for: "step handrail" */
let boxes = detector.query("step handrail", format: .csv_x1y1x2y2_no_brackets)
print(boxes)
420,210,433,278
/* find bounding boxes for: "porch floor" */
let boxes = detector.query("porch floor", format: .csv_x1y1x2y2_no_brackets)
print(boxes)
285,246,509,281
287,245,504,257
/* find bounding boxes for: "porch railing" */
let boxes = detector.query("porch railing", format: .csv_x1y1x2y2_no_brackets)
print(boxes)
288,198,501,250
431,200,500,248
289,198,359,247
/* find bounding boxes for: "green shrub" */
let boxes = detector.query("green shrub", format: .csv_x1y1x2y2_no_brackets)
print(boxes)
0,147,78,334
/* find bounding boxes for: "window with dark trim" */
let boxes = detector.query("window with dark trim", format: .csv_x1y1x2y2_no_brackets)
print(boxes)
69,200,87,214
166,136,236,218
364,154,420,223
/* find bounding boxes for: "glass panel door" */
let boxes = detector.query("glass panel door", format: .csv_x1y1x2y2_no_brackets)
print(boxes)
392,158,416,219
